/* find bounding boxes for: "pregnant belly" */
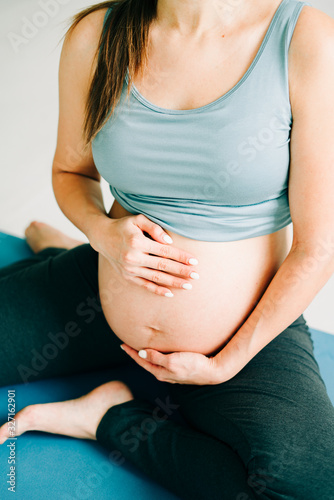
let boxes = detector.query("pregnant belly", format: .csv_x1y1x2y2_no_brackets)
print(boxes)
98,203,292,356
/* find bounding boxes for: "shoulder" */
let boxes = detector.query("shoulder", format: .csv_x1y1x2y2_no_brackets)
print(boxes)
59,7,110,87
288,4,334,112
63,7,109,56
290,4,334,56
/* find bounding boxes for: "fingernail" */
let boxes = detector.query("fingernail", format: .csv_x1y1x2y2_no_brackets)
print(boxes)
163,234,173,244
182,283,192,290
138,350,147,359
120,345,125,350
189,258,198,265
190,272,200,279
165,291,174,297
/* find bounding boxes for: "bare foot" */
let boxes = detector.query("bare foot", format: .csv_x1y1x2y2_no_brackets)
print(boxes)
25,221,85,253
0,381,134,444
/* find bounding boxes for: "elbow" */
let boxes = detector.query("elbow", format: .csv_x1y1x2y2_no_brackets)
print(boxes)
51,163,61,188
52,157,64,188
52,154,66,177
51,161,67,200
291,234,334,273
51,168,61,204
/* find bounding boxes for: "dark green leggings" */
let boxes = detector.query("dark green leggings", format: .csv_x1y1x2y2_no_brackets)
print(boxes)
0,243,334,500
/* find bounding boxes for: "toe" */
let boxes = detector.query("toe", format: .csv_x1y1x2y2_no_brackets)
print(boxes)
0,405,37,444
25,221,37,235
24,223,32,235
0,423,9,445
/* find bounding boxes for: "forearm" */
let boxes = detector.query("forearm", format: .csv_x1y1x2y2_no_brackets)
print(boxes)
52,170,111,247
215,241,334,379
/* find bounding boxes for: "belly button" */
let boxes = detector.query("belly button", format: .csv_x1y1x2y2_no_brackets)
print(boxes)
148,325,164,336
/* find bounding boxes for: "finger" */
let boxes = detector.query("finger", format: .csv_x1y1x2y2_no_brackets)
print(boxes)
122,345,167,367
135,267,193,291
132,214,174,245
123,346,182,384
128,275,175,297
121,345,168,378
137,349,172,369
144,239,199,266
141,255,200,280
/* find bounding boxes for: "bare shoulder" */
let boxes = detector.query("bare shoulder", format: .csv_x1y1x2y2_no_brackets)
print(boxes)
289,5,334,107
59,6,109,93
61,7,109,68
64,7,109,47
290,4,334,54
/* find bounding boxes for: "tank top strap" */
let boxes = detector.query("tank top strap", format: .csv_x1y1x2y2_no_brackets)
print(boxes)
241,0,312,107
286,0,312,46
270,0,312,54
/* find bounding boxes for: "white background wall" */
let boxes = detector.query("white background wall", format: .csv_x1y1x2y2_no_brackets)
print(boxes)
1,0,333,334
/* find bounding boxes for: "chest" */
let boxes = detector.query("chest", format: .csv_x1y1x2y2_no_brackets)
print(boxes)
92,88,292,206
131,22,268,111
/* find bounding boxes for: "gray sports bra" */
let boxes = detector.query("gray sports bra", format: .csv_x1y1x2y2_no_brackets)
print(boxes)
92,0,311,241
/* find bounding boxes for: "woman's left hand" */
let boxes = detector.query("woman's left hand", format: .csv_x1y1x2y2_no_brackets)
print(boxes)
120,344,224,385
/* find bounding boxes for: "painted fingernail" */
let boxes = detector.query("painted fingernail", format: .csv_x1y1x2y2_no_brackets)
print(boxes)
182,283,192,290
163,235,173,244
165,291,174,297
189,258,198,265
138,350,147,359
190,272,200,279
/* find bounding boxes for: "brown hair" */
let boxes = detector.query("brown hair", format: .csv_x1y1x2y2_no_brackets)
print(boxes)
64,0,158,147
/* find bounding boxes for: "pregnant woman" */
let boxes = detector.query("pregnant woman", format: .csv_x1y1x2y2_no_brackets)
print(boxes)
1,0,334,498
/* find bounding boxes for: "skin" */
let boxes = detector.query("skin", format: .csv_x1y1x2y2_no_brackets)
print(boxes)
1,0,334,444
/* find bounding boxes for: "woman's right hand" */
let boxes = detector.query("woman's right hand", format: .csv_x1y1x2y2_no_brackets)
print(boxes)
90,214,199,297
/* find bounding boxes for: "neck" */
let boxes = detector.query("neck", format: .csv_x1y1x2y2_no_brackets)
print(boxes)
156,0,248,37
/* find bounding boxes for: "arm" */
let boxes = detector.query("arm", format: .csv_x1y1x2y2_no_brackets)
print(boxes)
214,6,334,380
52,8,111,248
